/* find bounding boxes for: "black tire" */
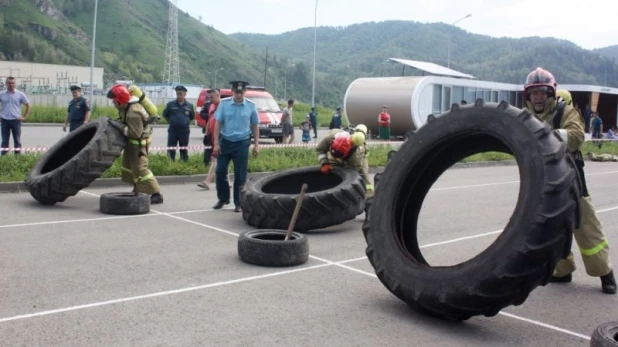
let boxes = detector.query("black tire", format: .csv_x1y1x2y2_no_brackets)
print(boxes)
25,118,126,205
363,100,581,321
238,229,309,267
100,192,150,215
591,321,618,347
240,166,366,231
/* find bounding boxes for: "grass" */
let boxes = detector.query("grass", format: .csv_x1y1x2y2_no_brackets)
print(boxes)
2,142,616,183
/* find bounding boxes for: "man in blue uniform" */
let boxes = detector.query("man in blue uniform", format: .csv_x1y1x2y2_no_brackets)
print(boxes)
211,80,260,212
63,85,91,133
163,85,195,162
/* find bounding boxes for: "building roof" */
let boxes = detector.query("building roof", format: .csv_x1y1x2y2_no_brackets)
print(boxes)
387,58,476,80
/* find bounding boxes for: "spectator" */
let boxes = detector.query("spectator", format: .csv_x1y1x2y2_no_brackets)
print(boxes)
0,76,31,156
211,81,260,212
329,107,343,129
309,106,318,138
299,114,313,143
281,98,295,144
63,85,91,133
198,88,231,190
590,112,603,149
163,85,195,162
378,104,391,140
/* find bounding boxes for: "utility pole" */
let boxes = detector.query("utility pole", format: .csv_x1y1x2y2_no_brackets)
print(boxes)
163,0,180,83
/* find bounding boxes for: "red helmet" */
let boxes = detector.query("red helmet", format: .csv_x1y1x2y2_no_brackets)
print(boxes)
107,84,131,105
330,132,353,158
524,67,557,99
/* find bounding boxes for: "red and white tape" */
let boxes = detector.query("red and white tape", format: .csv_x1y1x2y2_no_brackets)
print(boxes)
0,140,404,153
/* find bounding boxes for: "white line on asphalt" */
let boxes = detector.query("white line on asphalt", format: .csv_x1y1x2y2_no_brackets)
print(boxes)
498,312,591,341
0,214,158,230
430,169,618,191
0,263,333,324
314,255,592,341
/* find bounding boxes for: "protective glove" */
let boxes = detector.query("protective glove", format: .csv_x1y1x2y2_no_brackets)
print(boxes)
321,163,333,174
109,119,128,136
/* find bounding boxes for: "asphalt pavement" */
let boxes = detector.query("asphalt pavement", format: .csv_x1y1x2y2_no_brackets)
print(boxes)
1,162,617,346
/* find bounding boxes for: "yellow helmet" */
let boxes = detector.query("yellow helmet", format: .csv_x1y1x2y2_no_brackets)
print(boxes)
556,89,572,105
355,124,368,136
351,132,365,146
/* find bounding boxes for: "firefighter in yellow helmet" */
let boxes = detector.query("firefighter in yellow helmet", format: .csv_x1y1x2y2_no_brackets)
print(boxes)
107,84,163,204
316,125,374,197
524,67,615,294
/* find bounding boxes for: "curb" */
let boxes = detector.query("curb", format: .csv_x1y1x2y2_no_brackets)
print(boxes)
0,159,522,194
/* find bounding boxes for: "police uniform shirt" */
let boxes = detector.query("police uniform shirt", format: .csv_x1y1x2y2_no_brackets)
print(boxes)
68,97,90,121
214,97,259,142
164,100,195,128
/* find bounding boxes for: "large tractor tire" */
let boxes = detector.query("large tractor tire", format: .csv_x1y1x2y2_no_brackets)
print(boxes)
240,166,366,232
362,100,582,321
25,118,127,205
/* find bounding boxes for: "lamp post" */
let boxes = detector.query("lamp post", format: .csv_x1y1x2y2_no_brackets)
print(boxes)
214,67,224,87
311,0,318,107
447,14,471,69
89,0,99,102
284,63,296,101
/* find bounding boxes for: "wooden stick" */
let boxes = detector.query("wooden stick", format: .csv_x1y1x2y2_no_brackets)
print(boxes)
285,183,308,241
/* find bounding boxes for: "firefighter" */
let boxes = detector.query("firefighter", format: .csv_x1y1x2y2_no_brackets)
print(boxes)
107,84,163,204
316,128,374,198
523,67,615,294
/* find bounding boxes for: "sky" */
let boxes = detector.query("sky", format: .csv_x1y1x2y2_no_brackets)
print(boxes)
177,0,617,50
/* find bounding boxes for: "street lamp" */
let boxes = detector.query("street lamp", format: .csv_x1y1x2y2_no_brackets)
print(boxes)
447,14,471,69
311,0,318,108
89,0,99,102
214,67,224,87
284,63,296,101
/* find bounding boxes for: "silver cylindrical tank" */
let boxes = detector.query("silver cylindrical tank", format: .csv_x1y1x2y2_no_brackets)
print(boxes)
343,76,424,137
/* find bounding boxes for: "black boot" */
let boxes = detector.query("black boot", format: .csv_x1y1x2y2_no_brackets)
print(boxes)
213,200,230,209
601,270,617,294
549,273,572,283
150,193,163,204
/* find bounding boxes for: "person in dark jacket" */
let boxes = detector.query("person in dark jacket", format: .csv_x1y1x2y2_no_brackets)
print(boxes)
163,85,195,162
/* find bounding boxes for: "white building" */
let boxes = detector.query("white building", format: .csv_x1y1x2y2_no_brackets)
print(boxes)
344,58,618,137
0,60,104,94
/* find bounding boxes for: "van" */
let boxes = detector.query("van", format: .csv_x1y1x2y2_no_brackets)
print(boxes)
196,86,285,143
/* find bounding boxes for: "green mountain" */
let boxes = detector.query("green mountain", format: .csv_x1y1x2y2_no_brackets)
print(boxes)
0,0,317,103
594,45,618,61
232,20,618,93
1,2,617,109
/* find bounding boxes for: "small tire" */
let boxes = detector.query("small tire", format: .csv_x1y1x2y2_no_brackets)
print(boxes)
100,192,151,215
363,100,581,321
240,166,366,231
238,229,309,267
25,118,126,205
591,321,618,347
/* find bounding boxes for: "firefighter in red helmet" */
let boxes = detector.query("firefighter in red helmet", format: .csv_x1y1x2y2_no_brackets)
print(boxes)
316,128,373,197
107,84,163,204
523,67,615,294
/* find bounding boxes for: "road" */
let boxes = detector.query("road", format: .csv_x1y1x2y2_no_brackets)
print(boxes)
17,124,337,151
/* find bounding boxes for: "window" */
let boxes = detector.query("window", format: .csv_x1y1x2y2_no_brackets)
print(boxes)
466,87,476,103
499,91,509,102
248,97,281,112
443,86,452,111
433,84,442,114
492,91,499,102
509,91,516,105
453,86,464,105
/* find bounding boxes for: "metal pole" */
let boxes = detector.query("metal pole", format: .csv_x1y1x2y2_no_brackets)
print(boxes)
311,0,318,107
447,14,471,69
90,0,98,103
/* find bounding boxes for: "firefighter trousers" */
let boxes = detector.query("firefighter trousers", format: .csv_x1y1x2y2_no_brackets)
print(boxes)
121,138,161,195
553,195,613,277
